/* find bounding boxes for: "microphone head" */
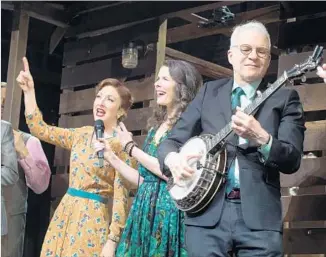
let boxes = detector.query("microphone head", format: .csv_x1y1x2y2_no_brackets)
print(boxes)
94,119,104,129
94,119,104,139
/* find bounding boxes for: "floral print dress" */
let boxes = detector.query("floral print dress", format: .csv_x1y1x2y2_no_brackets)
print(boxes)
116,128,188,257
25,108,136,257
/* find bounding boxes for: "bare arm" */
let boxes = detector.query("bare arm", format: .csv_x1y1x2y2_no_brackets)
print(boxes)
17,57,76,149
104,151,143,186
115,124,168,181
128,146,168,181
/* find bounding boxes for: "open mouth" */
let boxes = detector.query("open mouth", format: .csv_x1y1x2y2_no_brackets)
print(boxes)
156,91,166,97
96,108,106,117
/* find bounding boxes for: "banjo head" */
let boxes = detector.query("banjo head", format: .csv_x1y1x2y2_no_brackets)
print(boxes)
169,136,208,200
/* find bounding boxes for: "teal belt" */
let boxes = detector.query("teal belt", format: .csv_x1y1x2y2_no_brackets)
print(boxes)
67,187,109,204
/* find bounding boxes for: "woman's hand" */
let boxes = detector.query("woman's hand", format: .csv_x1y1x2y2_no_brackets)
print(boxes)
93,139,117,163
114,122,134,149
16,57,35,93
100,239,117,257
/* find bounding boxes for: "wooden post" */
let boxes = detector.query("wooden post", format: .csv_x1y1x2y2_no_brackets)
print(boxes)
154,18,167,80
152,18,168,108
3,3,29,129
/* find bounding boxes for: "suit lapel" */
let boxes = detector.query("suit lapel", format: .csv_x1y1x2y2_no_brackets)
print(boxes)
214,79,239,146
216,78,233,125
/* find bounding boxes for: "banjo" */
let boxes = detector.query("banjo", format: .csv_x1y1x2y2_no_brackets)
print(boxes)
167,45,324,214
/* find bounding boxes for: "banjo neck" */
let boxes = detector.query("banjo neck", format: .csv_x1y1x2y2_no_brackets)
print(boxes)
208,72,288,154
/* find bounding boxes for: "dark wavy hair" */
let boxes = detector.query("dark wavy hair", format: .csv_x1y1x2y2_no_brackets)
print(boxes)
147,60,203,129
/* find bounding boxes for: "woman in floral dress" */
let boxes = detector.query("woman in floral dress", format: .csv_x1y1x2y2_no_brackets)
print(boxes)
16,57,136,257
94,60,203,257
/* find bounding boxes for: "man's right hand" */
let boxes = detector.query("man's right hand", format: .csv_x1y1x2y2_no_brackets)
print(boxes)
16,57,35,93
164,152,202,186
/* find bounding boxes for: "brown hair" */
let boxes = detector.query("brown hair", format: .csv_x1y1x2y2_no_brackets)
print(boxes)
96,78,133,121
147,60,203,129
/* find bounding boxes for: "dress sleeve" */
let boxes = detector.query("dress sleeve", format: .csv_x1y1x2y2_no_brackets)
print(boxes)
108,140,137,242
25,107,76,150
19,136,51,194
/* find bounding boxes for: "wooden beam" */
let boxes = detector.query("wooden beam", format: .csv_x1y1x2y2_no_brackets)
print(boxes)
155,19,168,79
281,185,326,197
63,19,159,66
290,83,326,112
283,228,326,254
1,2,70,28
49,27,67,54
304,120,326,152
282,193,326,222
3,4,29,129
280,157,326,188
165,47,232,78
283,221,326,229
23,2,70,28
76,18,158,40
176,13,207,24
70,2,125,16
165,1,243,20
167,5,280,44
65,2,234,38
61,50,156,89
170,1,242,39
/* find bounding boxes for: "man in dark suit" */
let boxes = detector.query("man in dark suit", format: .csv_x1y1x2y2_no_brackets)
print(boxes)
157,21,305,257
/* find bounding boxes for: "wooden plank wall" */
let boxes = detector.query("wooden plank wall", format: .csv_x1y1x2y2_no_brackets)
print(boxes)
278,50,326,256
50,19,160,218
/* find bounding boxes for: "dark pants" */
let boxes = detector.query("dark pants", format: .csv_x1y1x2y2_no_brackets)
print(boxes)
185,199,283,257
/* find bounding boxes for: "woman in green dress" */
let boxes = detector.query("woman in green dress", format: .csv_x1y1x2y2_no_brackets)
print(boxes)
94,60,203,257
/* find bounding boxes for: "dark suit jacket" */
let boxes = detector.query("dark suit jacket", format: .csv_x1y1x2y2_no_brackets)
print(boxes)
157,78,305,232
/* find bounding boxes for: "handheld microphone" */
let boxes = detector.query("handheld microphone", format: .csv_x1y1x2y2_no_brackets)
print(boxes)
94,119,104,167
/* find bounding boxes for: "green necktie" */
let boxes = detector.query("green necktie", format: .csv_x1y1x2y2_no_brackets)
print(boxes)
231,87,245,111
226,87,245,194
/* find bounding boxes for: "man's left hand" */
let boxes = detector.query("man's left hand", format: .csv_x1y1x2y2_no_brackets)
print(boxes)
231,106,270,146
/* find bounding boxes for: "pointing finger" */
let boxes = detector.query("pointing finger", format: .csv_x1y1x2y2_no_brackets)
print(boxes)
22,57,30,72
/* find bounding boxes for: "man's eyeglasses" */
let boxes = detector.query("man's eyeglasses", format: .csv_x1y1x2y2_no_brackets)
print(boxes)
232,44,270,59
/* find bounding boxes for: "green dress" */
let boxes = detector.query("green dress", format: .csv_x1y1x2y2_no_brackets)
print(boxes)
116,128,188,257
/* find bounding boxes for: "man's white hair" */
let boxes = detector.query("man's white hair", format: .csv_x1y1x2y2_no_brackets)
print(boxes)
230,20,271,49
